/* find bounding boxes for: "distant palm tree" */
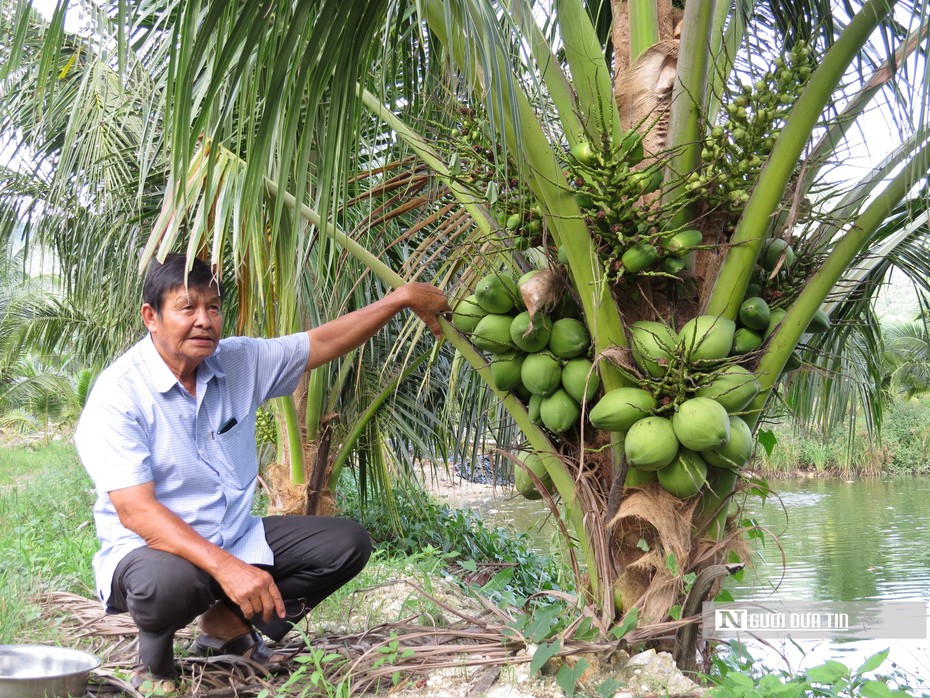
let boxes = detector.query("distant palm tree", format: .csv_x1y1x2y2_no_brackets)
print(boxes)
881,317,930,399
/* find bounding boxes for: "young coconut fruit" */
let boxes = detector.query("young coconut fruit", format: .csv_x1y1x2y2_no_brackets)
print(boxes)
625,416,679,471
521,351,563,396
510,311,552,352
760,238,795,271
452,294,488,333
763,307,788,340
548,318,591,359
471,314,515,354
540,389,581,433
730,327,763,355
806,308,831,333
678,316,736,362
657,448,708,498
561,358,600,403
665,229,703,256
739,297,771,331
624,466,658,487
490,352,526,392
528,393,543,425
672,397,731,452
474,273,519,314
513,450,552,500
589,387,657,432
630,321,677,377
621,243,659,273
705,416,754,470
695,365,761,414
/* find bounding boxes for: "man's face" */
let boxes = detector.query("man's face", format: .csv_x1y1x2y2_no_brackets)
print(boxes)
141,285,223,372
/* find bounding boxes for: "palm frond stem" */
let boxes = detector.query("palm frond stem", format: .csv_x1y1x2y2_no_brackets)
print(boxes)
707,0,898,319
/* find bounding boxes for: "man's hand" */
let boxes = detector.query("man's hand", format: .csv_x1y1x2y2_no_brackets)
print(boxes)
213,557,287,623
401,282,451,338
109,482,286,622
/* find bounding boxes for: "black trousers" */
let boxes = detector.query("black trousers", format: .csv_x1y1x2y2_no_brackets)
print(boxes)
107,516,372,677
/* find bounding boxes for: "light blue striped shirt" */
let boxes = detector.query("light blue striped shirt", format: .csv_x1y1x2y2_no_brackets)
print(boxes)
74,331,310,607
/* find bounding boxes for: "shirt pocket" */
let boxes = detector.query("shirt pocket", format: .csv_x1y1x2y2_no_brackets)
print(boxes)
215,418,258,489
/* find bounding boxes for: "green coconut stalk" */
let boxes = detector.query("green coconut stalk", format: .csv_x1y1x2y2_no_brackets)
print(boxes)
505,0,586,149
628,0,659,62
556,0,624,144
706,0,897,320
662,0,716,225
359,88,498,241
801,22,929,193
279,395,305,484
747,138,930,429
705,0,754,122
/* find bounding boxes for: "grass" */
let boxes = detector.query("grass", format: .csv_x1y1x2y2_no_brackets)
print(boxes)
0,439,98,644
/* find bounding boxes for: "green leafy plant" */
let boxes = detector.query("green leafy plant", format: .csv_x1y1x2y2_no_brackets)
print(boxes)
705,643,925,697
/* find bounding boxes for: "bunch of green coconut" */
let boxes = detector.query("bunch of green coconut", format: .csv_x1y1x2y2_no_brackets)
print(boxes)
588,315,761,499
452,270,599,497
736,237,830,363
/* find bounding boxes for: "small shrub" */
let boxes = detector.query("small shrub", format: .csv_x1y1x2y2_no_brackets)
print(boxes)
338,484,561,599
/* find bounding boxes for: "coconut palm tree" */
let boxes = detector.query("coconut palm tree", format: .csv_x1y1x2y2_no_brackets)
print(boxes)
3,0,930,650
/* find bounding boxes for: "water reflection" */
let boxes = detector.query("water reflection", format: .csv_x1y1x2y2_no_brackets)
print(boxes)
463,475,930,689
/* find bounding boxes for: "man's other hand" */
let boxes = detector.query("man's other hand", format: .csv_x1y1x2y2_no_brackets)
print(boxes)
215,557,287,623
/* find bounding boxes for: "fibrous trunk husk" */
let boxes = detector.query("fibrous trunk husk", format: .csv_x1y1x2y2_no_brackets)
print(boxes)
608,484,698,624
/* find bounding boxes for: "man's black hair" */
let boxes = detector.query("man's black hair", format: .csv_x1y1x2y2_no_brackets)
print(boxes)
142,253,223,314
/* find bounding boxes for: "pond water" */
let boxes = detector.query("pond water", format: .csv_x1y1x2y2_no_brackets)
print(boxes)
455,474,930,691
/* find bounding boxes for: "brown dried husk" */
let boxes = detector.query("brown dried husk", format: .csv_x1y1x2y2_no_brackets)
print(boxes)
264,442,338,516
608,484,704,624
520,268,565,319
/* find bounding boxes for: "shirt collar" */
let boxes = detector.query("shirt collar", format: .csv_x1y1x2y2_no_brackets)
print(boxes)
141,334,225,393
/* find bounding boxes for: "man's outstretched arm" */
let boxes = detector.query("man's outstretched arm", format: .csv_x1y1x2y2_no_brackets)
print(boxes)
305,282,449,371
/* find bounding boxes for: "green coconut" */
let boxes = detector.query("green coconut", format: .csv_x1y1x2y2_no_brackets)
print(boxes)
705,416,754,470
471,314,514,354
474,273,519,314
548,318,591,359
624,466,658,487
514,450,552,499
624,416,679,471
528,393,543,425
730,327,763,355
561,358,600,403
764,308,788,340
760,238,795,271
678,316,735,362
657,448,708,498
588,388,657,432
540,389,581,433
489,352,526,392
672,397,731,452
451,294,488,333
739,297,771,331
521,351,563,396
806,308,831,333
696,365,761,414
518,269,540,288
509,311,552,352
630,321,677,377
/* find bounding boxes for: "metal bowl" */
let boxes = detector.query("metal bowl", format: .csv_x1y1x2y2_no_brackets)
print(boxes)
0,645,100,698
